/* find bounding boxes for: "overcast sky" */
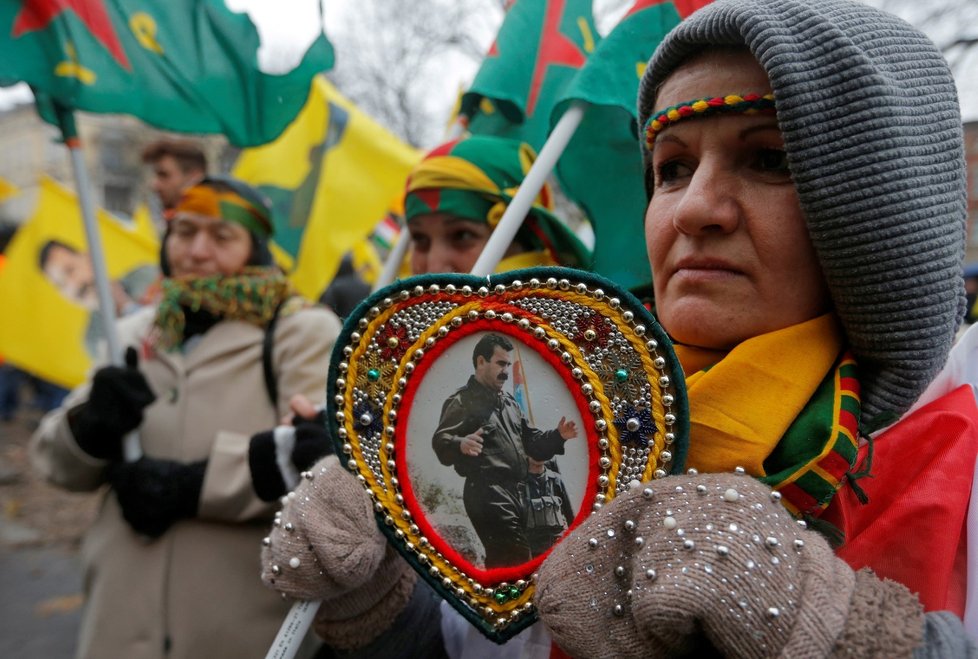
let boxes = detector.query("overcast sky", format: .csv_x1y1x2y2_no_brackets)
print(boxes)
0,0,974,121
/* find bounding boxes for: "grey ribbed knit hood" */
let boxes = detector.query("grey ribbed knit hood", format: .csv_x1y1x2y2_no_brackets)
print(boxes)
638,0,967,420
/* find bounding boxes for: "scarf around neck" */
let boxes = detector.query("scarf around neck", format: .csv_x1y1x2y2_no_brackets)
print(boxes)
674,313,861,518
153,267,297,350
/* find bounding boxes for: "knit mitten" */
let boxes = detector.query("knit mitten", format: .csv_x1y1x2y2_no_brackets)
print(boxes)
261,455,415,650
68,346,156,460
249,408,333,502
535,472,925,659
109,457,206,538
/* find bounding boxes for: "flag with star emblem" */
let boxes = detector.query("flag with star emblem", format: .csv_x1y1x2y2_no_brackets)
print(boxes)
0,0,333,147
461,0,599,151
549,0,713,292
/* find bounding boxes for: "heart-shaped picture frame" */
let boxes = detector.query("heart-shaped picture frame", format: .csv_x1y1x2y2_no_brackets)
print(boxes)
327,267,688,642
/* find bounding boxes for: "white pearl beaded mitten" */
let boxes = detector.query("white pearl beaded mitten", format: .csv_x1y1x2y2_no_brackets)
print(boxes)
260,455,418,649
261,455,388,600
535,473,925,659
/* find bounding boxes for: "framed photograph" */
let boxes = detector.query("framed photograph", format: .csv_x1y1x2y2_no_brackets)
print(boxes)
328,267,687,642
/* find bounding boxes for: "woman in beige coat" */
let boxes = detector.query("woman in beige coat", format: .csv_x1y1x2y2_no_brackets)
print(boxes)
31,177,340,659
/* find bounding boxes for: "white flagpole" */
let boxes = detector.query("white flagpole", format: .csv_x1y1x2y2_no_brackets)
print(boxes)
469,100,587,277
372,228,411,292
55,104,142,462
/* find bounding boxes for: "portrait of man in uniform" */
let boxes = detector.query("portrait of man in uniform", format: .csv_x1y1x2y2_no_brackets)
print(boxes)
430,333,578,568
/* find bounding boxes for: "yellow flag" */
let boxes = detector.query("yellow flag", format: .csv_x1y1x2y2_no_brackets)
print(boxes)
233,75,420,300
0,177,160,388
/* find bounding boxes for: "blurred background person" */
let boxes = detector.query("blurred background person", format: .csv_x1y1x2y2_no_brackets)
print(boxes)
140,138,208,212
31,177,340,659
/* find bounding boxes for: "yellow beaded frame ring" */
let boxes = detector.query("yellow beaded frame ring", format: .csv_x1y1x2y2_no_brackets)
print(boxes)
326,267,688,642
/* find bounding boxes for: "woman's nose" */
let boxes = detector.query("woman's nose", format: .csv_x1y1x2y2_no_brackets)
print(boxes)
188,232,213,258
425,241,458,274
672,163,741,236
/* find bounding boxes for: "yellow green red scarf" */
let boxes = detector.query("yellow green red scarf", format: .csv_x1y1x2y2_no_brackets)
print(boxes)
153,267,302,350
675,313,861,517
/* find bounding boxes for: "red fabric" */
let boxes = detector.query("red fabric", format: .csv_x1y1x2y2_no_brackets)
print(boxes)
822,385,978,615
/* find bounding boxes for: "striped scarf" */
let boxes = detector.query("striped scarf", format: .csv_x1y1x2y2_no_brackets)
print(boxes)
674,313,860,518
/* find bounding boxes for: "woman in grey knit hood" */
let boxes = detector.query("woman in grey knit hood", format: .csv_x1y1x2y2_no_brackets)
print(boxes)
260,0,978,656
535,0,978,656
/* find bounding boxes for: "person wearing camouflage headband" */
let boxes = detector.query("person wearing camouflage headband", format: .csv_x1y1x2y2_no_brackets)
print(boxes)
31,177,341,658
404,134,591,275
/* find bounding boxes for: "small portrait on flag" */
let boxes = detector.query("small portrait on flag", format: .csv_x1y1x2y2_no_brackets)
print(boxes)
404,331,588,571
38,239,158,358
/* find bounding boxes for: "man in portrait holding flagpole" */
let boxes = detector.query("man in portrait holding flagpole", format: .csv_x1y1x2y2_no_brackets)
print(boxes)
432,332,577,568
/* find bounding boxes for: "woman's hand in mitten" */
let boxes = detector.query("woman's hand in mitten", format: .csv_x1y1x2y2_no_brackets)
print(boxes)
260,455,419,650
249,396,334,502
109,457,205,538
260,455,390,602
535,473,925,659
69,346,156,460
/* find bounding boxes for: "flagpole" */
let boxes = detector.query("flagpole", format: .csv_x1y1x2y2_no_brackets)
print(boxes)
469,101,588,277
50,100,142,462
373,228,411,292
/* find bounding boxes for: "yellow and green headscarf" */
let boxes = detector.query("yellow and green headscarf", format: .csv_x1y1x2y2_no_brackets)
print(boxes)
404,136,591,269
170,177,274,240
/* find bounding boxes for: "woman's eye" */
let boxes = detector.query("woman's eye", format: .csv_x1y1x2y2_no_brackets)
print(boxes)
755,148,789,173
450,230,479,245
655,160,689,185
409,233,430,252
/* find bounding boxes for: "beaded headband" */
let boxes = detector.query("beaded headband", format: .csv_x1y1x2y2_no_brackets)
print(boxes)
644,93,776,150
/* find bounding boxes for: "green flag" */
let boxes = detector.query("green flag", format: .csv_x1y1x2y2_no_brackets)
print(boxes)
461,0,599,151
0,0,333,147
550,0,713,292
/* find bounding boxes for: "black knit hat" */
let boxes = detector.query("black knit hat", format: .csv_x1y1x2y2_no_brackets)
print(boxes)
638,0,967,419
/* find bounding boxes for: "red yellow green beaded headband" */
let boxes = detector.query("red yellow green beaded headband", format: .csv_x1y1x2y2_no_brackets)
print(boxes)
644,93,776,150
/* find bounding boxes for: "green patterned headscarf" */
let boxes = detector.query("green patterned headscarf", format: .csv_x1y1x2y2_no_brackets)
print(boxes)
404,136,591,269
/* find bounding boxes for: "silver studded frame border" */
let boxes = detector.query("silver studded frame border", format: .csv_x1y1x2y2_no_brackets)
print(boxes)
325,267,688,642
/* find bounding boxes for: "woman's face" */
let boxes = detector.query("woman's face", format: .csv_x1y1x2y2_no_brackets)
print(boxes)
165,212,253,278
408,212,493,274
645,50,830,350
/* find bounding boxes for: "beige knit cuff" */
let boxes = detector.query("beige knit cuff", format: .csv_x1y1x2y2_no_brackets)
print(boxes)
828,568,925,659
312,557,418,650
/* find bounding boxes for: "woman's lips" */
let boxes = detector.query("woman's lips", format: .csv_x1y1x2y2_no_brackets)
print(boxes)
672,257,744,278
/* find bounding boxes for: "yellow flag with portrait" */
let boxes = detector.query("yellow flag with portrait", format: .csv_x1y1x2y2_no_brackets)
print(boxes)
233,75,420,300
0,177,160,388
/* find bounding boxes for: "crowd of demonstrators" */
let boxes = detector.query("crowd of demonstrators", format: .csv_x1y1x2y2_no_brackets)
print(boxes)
30,177,340,659
259,0,978,657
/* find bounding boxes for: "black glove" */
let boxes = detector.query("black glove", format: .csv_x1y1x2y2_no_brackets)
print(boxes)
109,457,206,538
68,347,156,461
249,408,333,502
